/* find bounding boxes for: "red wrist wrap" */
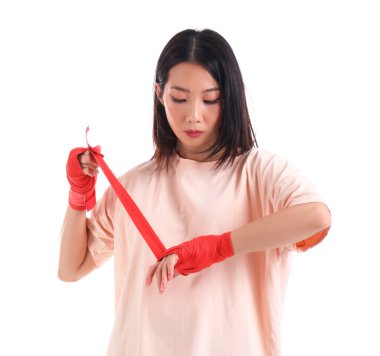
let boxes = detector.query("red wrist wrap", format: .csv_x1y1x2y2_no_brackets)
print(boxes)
158,232,235,276
66,146,99,211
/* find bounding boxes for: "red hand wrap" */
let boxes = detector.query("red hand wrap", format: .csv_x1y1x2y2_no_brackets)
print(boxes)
66,145,101,211
159,232,235,276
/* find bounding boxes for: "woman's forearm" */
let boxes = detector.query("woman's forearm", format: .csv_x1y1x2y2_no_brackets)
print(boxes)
58,206,88,281
230,202,331,254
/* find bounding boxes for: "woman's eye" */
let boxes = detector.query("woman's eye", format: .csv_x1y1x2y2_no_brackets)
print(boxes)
171,97,186,103
204,99,220,105
170,97,220,105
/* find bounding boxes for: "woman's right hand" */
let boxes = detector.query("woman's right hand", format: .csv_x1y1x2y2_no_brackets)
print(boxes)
66,147,100,211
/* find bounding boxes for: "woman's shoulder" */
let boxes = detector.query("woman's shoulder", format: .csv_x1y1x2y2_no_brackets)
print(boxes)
240,147,295,178
243,146,282,165
117,158,157,184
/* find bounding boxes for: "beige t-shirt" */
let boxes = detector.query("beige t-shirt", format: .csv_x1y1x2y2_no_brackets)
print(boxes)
87,147,331,356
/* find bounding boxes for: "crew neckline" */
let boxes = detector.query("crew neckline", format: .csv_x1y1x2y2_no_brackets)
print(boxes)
172,149,249,171
173,150,220,164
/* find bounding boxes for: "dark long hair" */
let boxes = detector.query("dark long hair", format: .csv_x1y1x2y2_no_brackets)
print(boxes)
151,28,258,171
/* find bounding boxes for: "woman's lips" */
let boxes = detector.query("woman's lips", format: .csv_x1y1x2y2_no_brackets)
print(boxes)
184,130,204,138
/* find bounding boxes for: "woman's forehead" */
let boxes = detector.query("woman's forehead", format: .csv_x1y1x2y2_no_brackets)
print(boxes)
166,62,219,92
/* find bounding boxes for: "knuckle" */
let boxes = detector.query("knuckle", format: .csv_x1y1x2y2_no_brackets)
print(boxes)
149,264,157,273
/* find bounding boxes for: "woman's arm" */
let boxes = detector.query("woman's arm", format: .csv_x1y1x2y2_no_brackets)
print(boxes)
146,202,331,293
231,202,331,254
58,206,97,282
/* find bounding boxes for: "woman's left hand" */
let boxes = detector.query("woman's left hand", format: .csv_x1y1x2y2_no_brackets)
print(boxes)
145,253,180,294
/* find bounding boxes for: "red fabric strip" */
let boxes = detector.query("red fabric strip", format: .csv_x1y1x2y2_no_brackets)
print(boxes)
85,127,166,259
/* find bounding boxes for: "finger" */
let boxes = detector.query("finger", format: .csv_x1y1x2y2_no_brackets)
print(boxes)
145,262,159,286
82,167,97,177
82,167,99,177
166,255,177,281
88,155,98,166
161,259,168,293
78,161,98,172
78,155,98,170
156,260,164,291
81,164,98,175
81,162,98,171
145,264,157,286
79,150,94,162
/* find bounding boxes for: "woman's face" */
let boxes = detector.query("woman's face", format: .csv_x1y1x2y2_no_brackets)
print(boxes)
155,62,222,162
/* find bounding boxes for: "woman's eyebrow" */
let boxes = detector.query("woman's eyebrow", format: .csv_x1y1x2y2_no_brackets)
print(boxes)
170,85,220,93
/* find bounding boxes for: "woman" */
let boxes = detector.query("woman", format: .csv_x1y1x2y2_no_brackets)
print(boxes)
59,29,331,356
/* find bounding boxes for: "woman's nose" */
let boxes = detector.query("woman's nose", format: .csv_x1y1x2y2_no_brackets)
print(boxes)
187,101,202,123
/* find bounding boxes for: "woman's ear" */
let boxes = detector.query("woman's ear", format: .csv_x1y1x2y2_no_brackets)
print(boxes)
154,83,164,106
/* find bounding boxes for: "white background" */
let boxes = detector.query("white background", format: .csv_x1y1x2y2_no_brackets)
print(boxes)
1,0,379,355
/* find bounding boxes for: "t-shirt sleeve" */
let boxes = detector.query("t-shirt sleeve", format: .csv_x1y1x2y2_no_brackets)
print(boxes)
86,186,116,268
259,149,331,252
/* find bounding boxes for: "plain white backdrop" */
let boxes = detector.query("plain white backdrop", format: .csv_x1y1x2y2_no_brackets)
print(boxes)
1,0,379,355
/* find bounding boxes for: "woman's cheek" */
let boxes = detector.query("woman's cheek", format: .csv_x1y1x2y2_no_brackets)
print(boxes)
166,103,184,122
207,104,221,122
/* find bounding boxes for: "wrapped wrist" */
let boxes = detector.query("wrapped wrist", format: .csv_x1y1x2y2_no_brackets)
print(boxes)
159,231,234,276
68,188,96,211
